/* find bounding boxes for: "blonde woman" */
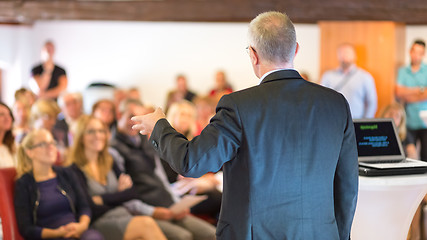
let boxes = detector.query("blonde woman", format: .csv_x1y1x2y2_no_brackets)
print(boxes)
30,99,66,164
30,99,60,132
166,100,198,140
380,102,417,159
14,129,103,239
68,115,166,240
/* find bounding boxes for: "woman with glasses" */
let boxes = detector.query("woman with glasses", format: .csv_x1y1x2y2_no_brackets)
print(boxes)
14,128,103,240
68,115,166,240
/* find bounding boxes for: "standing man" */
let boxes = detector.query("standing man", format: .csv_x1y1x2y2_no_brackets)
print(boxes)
396,39,427,161
321,43,378,119
31,40,68,101
133,11,358,240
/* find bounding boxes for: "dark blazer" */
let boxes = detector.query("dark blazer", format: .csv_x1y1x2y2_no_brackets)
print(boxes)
53,118,70,148
150,70,359,240
110,132,175,207
14,166,91,240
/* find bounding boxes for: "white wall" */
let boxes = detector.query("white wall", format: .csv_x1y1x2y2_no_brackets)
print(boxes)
1,21,426,109
0,21,320,109
0,25,33,105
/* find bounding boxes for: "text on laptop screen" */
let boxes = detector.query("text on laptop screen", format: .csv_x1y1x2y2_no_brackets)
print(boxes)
354,121,401,157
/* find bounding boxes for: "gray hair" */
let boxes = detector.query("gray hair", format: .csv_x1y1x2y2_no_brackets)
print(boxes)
58,92,83,109
117,98,144,114
248,11,297,65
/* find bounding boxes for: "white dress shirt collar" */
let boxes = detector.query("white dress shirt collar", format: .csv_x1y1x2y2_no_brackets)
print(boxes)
259,68,293,84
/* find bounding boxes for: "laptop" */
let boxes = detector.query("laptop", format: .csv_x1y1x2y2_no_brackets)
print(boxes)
354,118,427,176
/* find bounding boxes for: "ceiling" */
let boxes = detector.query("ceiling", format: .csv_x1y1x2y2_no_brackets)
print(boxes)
1,0,427,25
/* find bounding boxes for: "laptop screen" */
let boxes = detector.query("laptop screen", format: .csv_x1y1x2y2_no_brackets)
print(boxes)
353,119,405,162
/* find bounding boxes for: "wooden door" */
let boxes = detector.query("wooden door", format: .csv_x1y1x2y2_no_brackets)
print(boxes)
319,21,406,116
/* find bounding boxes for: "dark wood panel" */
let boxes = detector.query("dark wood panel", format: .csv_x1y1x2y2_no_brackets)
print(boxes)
0,0,427,24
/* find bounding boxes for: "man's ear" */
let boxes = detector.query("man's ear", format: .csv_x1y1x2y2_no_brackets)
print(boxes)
294,42,299,57
250,47,259,65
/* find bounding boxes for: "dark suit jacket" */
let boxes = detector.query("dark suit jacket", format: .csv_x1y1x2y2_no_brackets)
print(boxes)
150,69,359,240
53,118,69,147
110,131,175,207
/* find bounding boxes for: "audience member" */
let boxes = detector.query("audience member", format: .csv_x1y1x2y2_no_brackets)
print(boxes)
128,87,142,101
30,41,68,101
166,100,197,139
396,39,427,161
14,87,36,107
92,99,117,132
208,70,233,102
110,98,216,240
132,11,358,239
193,96,216,135
53,92,84,148
164,100,222,221
321,43,378,118
12,100,31,143
14,129,103,240
113,88,127,116
30,99,61,134
30,99,63,163
68,115,167,240
380,102,417,159
0,102,16,168
165,75,197,114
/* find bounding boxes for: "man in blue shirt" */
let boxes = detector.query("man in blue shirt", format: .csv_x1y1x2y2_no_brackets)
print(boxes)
396,39,427,161
321,43,378,119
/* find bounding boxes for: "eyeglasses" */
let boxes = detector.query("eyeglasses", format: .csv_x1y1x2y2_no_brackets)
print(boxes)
245,46,257,54
29,140,57,149
85,128,107,135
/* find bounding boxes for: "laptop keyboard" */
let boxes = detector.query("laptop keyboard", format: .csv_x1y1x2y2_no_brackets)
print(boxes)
363,159,407,164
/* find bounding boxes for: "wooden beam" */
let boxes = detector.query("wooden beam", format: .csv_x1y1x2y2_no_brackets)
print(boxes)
0,0,426,24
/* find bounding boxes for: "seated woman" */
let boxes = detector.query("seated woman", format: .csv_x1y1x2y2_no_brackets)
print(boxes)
14,128,103,240
91,99,117,133
380,102,417,159
68,115,166,240
0,102,17,168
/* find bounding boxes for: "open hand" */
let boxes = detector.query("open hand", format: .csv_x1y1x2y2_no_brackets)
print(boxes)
131,107,166,135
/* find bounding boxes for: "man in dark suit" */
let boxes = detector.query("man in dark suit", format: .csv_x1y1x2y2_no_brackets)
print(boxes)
132,11,358,240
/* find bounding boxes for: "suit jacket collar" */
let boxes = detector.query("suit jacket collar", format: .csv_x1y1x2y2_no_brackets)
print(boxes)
260,69,302,84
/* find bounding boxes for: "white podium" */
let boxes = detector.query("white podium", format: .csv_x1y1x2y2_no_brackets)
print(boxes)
351,174,427,240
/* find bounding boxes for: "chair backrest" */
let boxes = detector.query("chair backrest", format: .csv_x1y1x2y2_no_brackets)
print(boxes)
0,167,24,240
